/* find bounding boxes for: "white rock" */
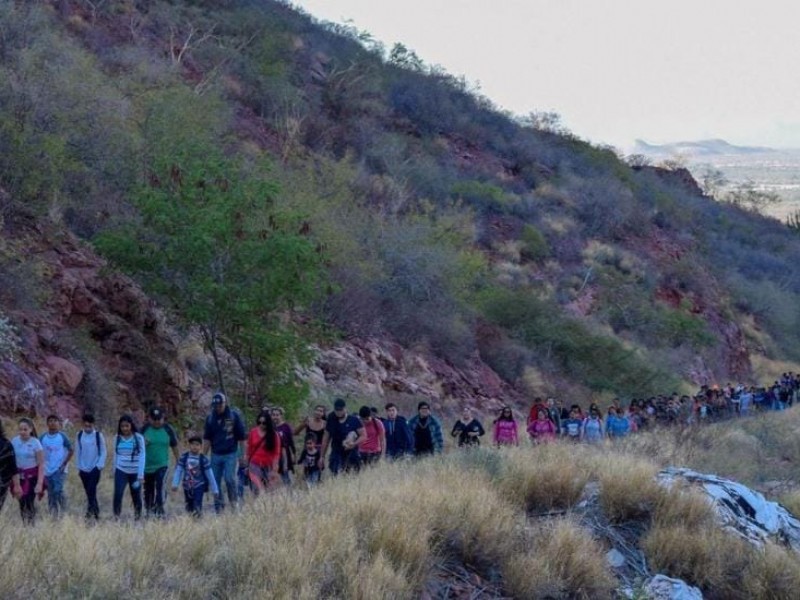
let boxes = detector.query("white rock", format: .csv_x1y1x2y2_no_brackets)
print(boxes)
606,548,627,568
644,575,703,600
659,467,800,551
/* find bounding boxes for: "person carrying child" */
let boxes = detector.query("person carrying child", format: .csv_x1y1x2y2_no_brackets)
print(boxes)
172,435,219,518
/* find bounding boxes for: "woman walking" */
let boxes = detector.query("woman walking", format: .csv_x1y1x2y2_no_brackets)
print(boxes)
112,415,146,520
492,407,519,447
11,418,44,524
246,410,282,495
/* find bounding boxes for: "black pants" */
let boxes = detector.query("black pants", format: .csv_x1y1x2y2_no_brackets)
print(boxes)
0,483,8,513
144,466,168,517
79,468,101,519
19,487,36,524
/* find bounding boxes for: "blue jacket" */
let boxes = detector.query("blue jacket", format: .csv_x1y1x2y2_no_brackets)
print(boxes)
203,407,246,455
407,414,444,454
382,416,413,457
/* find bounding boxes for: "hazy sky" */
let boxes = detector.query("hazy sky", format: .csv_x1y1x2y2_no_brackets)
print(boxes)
293,0,800,150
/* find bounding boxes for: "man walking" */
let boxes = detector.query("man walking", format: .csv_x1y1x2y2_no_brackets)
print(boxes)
141,407,179,517
203,392,246,513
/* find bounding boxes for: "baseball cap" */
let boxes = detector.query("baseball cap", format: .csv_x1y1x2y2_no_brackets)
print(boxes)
211,392,227,405
333,398,346,410
149,407,164,420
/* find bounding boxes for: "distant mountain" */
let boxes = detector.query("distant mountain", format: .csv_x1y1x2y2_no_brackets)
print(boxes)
634,138,774,157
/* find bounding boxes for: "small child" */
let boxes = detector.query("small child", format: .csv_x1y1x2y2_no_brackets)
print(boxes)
298,434,321,485
561,408,583,442
171,435,219,517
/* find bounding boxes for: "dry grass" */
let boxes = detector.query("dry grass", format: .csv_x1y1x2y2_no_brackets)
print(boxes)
598,456,663,523
504,518,615,600
642,524,753,600
779,489,800,517
498,444,591,513
742,543,800,600
1,416,800,599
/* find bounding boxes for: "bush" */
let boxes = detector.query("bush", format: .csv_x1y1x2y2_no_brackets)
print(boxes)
519,223,550,262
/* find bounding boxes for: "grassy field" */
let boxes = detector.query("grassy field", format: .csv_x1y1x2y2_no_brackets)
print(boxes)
0,410,799,599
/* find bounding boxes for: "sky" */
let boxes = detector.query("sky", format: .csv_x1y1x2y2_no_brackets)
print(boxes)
292,0,800,151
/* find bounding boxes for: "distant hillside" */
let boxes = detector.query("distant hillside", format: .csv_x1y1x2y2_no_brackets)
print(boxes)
2,0,800,419
634,138,775,157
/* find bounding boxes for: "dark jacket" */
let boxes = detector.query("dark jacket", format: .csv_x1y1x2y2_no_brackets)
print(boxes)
382,416,413,458
203,406,246,455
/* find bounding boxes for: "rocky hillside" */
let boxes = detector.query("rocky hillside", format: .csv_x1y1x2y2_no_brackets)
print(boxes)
2,0,800,419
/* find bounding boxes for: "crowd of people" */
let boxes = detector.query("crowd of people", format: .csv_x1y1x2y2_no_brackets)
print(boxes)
0,374,797,524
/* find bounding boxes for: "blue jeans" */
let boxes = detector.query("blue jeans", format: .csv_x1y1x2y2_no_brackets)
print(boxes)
183,486,205,517
329,449,360,476
210,453,238,512
46,470,67,517
113,469,142,519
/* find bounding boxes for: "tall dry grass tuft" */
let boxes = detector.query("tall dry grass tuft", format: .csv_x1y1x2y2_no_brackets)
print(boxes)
498,444,591,513
742,543,800,600
779,489,800,517
642,524,753,600
504,518,615,600
598,456,663,523
652,483,716,530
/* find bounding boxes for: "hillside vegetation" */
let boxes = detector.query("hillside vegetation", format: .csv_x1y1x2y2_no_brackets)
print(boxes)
1,0,800,413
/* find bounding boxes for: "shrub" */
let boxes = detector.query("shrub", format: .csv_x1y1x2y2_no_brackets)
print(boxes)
504,519,615,600
598,457,663,522
643,525,752,599
0,313,20,361
519,223,550,262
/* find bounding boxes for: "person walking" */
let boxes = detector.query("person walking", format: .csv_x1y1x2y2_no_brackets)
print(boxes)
0,421,20,514
294,405,327,448
383,403,413,459
203,391,246,513
271,407,296,485
407,402,444,457
492,407,519,447
318,398,366,475
112,415,146,520
246,410,282,495
12,418,44,524
40,414,73,518
172,435,219,518
358,405,385,464
75,413,106,521
451,407,485,448
141,407,179,518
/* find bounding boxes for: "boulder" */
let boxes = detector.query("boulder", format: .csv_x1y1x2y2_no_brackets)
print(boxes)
659,467,800,551
643,575,703,600
43,355,84,395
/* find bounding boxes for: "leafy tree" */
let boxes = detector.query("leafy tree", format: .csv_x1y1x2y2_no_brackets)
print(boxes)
96,88,324,407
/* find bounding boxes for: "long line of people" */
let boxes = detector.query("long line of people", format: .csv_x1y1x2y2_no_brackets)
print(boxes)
0,374,797,523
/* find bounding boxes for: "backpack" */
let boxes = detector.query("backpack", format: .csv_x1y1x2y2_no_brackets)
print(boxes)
78,430,102,456
141,423,179,447
116,433,141,457
179,453,211,492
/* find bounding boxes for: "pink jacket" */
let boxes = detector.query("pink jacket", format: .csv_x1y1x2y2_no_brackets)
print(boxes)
527,419,557,442
493,420,518,445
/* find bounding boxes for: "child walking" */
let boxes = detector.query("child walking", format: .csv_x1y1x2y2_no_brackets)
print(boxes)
298,434,322,485
171,435,219,517
75,414,107,520
40,414,74,518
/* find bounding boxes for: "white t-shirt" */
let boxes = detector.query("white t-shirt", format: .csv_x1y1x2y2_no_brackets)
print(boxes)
11,436,43,470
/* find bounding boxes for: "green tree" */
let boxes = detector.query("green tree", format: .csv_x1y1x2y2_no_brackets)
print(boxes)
96,89,324,407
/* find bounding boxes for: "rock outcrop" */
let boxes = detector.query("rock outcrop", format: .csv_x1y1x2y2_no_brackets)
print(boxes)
659,467,800,551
